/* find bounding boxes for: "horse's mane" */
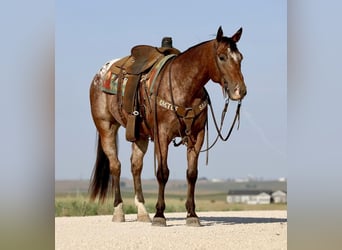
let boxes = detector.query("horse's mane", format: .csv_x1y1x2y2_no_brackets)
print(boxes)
178,36,238,57
178,40,212,56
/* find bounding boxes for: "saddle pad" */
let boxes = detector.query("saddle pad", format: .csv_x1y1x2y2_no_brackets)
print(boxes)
97,59,118,79
101,72,127,95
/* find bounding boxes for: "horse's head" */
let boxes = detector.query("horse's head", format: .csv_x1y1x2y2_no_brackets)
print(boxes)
214,26,247,100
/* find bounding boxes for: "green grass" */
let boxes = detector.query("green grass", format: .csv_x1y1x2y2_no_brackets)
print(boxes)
55,191,287,217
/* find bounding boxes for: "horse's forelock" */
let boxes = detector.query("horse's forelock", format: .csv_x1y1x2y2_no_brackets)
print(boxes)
219,37,238,52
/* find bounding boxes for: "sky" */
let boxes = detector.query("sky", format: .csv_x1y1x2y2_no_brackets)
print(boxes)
55,0,287,180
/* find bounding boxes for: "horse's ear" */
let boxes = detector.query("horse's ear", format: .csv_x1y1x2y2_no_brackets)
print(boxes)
232,27,243,43
216,26,223,42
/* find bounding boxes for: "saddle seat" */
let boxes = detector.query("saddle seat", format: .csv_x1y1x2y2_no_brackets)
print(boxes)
110,45,180,75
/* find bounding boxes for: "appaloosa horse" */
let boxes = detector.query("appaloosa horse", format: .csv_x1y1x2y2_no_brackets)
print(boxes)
89,26,247,226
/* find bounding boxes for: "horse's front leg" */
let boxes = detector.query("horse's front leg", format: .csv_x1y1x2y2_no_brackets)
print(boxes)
131,138,151,222
152,139,170,227
185,129,205,227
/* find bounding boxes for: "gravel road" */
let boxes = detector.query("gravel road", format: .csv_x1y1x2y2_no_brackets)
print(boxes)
55,210,287,250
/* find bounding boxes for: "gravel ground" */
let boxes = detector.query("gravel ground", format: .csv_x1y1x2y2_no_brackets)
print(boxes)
55,210,287,250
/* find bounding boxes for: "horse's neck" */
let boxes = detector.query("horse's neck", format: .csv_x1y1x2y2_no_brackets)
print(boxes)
169,41,214,103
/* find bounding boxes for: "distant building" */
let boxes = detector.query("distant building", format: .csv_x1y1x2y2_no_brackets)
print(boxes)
211,178,224,183
271,190,287,203
227,190,287,204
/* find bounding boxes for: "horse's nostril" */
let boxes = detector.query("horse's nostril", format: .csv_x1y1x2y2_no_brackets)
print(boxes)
237,85,246,96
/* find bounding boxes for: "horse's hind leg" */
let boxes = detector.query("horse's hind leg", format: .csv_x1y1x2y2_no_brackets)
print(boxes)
98,121,125,222
131,138,151,222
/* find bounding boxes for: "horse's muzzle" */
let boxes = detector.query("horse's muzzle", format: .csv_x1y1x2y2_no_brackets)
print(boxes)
228,84,247,100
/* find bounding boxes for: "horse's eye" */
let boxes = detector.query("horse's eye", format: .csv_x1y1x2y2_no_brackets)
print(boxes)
218,54,227,61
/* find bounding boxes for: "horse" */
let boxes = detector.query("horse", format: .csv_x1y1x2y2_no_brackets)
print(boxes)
89,26,247,226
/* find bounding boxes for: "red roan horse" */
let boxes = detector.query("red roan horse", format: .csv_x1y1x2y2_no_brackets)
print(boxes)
89,26,247,226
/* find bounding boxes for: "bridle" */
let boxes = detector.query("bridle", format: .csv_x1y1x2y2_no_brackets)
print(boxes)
151,40,243,173
199,42,243,162
169,46,242,150
201,40,242,147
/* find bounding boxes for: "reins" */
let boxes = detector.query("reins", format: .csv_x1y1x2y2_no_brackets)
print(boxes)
200,95,241,153
165,56,242,163
169,90,242,165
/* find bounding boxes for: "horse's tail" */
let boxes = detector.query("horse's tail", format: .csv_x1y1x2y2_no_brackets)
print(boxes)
89,135,112,203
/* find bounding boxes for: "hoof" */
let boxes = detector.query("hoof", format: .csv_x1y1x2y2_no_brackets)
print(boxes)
186,217,201,227
112,203,125,222
134,196,151,222
112,213,125,222
152,217,166,227
137,213,152,222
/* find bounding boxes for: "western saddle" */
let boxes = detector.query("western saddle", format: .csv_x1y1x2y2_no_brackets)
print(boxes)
103,43,180,141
